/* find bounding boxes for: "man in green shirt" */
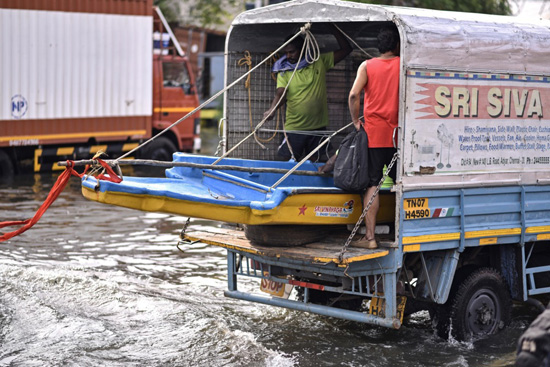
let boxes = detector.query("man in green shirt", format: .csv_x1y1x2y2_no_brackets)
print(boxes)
263,25,351,162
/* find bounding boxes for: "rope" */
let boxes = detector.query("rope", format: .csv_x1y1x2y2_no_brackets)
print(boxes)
238,51,279,146
0,158,122,243
214,118,226,156
0,164,80,242
257,128,336,136
270,122,354,189
212,23,319,165
337,152,399,263
279,25,320,161
59,158,330,176
117,23,314,164
332,23,375,59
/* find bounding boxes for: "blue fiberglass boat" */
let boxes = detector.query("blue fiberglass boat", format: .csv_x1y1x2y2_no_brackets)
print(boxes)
81,153,395,227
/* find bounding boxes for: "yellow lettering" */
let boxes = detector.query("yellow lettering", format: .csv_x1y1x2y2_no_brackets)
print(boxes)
452,87,470,117
503,89,511,117
527,90,543,117
512,89,528,117
434,86,451,117
487,88,502,117
471,88,478,117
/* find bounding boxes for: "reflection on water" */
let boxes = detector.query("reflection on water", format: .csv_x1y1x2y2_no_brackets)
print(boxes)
0,127,535,366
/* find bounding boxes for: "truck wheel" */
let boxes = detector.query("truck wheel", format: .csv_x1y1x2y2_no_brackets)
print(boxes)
434,267,511,341
141,136,177,161
243,224,330,247
0,150,14,181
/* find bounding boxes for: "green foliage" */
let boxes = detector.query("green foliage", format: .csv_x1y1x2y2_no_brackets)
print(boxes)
346,0,511,15
155,0,242,28
189,0,241,28
154,0,181,23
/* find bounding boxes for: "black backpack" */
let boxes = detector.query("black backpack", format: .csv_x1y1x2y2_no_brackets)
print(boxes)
333,128,369,192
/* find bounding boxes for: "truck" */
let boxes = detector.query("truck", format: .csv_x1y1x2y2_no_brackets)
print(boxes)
0,0,201,179
182,0,550,340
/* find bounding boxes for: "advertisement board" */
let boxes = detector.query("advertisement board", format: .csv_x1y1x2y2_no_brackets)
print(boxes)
403,70,550,176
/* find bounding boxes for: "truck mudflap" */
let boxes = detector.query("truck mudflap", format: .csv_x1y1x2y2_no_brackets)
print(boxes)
183,227,405,329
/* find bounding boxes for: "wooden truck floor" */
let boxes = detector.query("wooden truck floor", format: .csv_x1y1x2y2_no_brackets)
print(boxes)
184,227,393,265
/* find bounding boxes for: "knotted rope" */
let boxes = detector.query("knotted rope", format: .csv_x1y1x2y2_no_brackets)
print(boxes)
214,22,319,164
238,50,280,147
0,157,122,242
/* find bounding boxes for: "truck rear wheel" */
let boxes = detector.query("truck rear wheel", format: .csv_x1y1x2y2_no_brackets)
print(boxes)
434,267,511,341
141,136,177,161
243,224,331,247
0,150,14,181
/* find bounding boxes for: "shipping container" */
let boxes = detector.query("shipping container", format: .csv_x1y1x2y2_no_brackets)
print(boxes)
0,0,200,177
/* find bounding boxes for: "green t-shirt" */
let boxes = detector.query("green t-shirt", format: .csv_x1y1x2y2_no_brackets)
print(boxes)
276,53,334,131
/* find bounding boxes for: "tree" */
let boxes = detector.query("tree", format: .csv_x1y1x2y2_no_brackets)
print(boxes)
189,0,241,28
156,0,242,29
346,0,511,15
154,0,181,23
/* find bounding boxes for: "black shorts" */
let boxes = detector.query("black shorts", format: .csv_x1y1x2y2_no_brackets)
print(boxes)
277,129,331,162
367,147,397,187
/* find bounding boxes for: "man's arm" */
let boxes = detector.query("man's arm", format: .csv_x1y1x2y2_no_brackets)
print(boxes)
331,24,352,64
263,87,286,120
348,61,368,131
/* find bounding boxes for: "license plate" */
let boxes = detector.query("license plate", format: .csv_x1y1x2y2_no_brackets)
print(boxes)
369,295,407,323
260,274,292,298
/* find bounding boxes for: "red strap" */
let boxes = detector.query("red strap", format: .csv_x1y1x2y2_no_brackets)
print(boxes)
0,159,121,243
0,163,83,242
95,159,123,183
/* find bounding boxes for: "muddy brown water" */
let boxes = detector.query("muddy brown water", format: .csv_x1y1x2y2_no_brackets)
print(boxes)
0,127,537,366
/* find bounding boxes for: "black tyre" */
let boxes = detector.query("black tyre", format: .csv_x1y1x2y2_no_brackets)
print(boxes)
243,224,330,247
0,149,14,182
140,136,178,161
434,267,512,341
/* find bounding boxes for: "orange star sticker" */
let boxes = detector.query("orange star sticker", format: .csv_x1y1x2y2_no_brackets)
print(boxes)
298,204,307,215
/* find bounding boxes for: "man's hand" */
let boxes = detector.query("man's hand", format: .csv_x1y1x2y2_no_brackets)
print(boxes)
263,109,275,121
264,87,286,121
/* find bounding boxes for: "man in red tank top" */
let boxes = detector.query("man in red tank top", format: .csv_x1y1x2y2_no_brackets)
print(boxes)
348,26,400,249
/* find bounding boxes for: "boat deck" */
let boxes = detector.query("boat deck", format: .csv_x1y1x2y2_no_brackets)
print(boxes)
184,227,393,265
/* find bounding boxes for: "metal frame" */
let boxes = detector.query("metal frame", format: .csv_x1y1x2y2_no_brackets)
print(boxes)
225,250,401,329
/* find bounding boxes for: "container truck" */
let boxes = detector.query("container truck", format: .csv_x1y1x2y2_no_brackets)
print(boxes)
0,0,200,178
181,0,550,340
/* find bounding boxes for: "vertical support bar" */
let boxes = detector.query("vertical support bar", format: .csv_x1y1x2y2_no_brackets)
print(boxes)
459,189,466,253
384,272,397,320
227,251,237,291
521,244,528,301
247,255,253,276
520,186,526,245
396,188,404,269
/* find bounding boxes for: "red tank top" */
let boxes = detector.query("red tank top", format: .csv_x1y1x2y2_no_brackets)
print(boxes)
362,57,400,148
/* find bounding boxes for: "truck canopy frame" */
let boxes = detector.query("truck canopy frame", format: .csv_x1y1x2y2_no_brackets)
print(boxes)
225,0,550,190
230,0,550,75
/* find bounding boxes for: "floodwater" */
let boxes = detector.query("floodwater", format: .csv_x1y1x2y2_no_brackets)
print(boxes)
0,127,538,366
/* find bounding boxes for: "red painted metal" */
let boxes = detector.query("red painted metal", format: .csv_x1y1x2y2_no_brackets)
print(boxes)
2,0,153,16
289,279,326,291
